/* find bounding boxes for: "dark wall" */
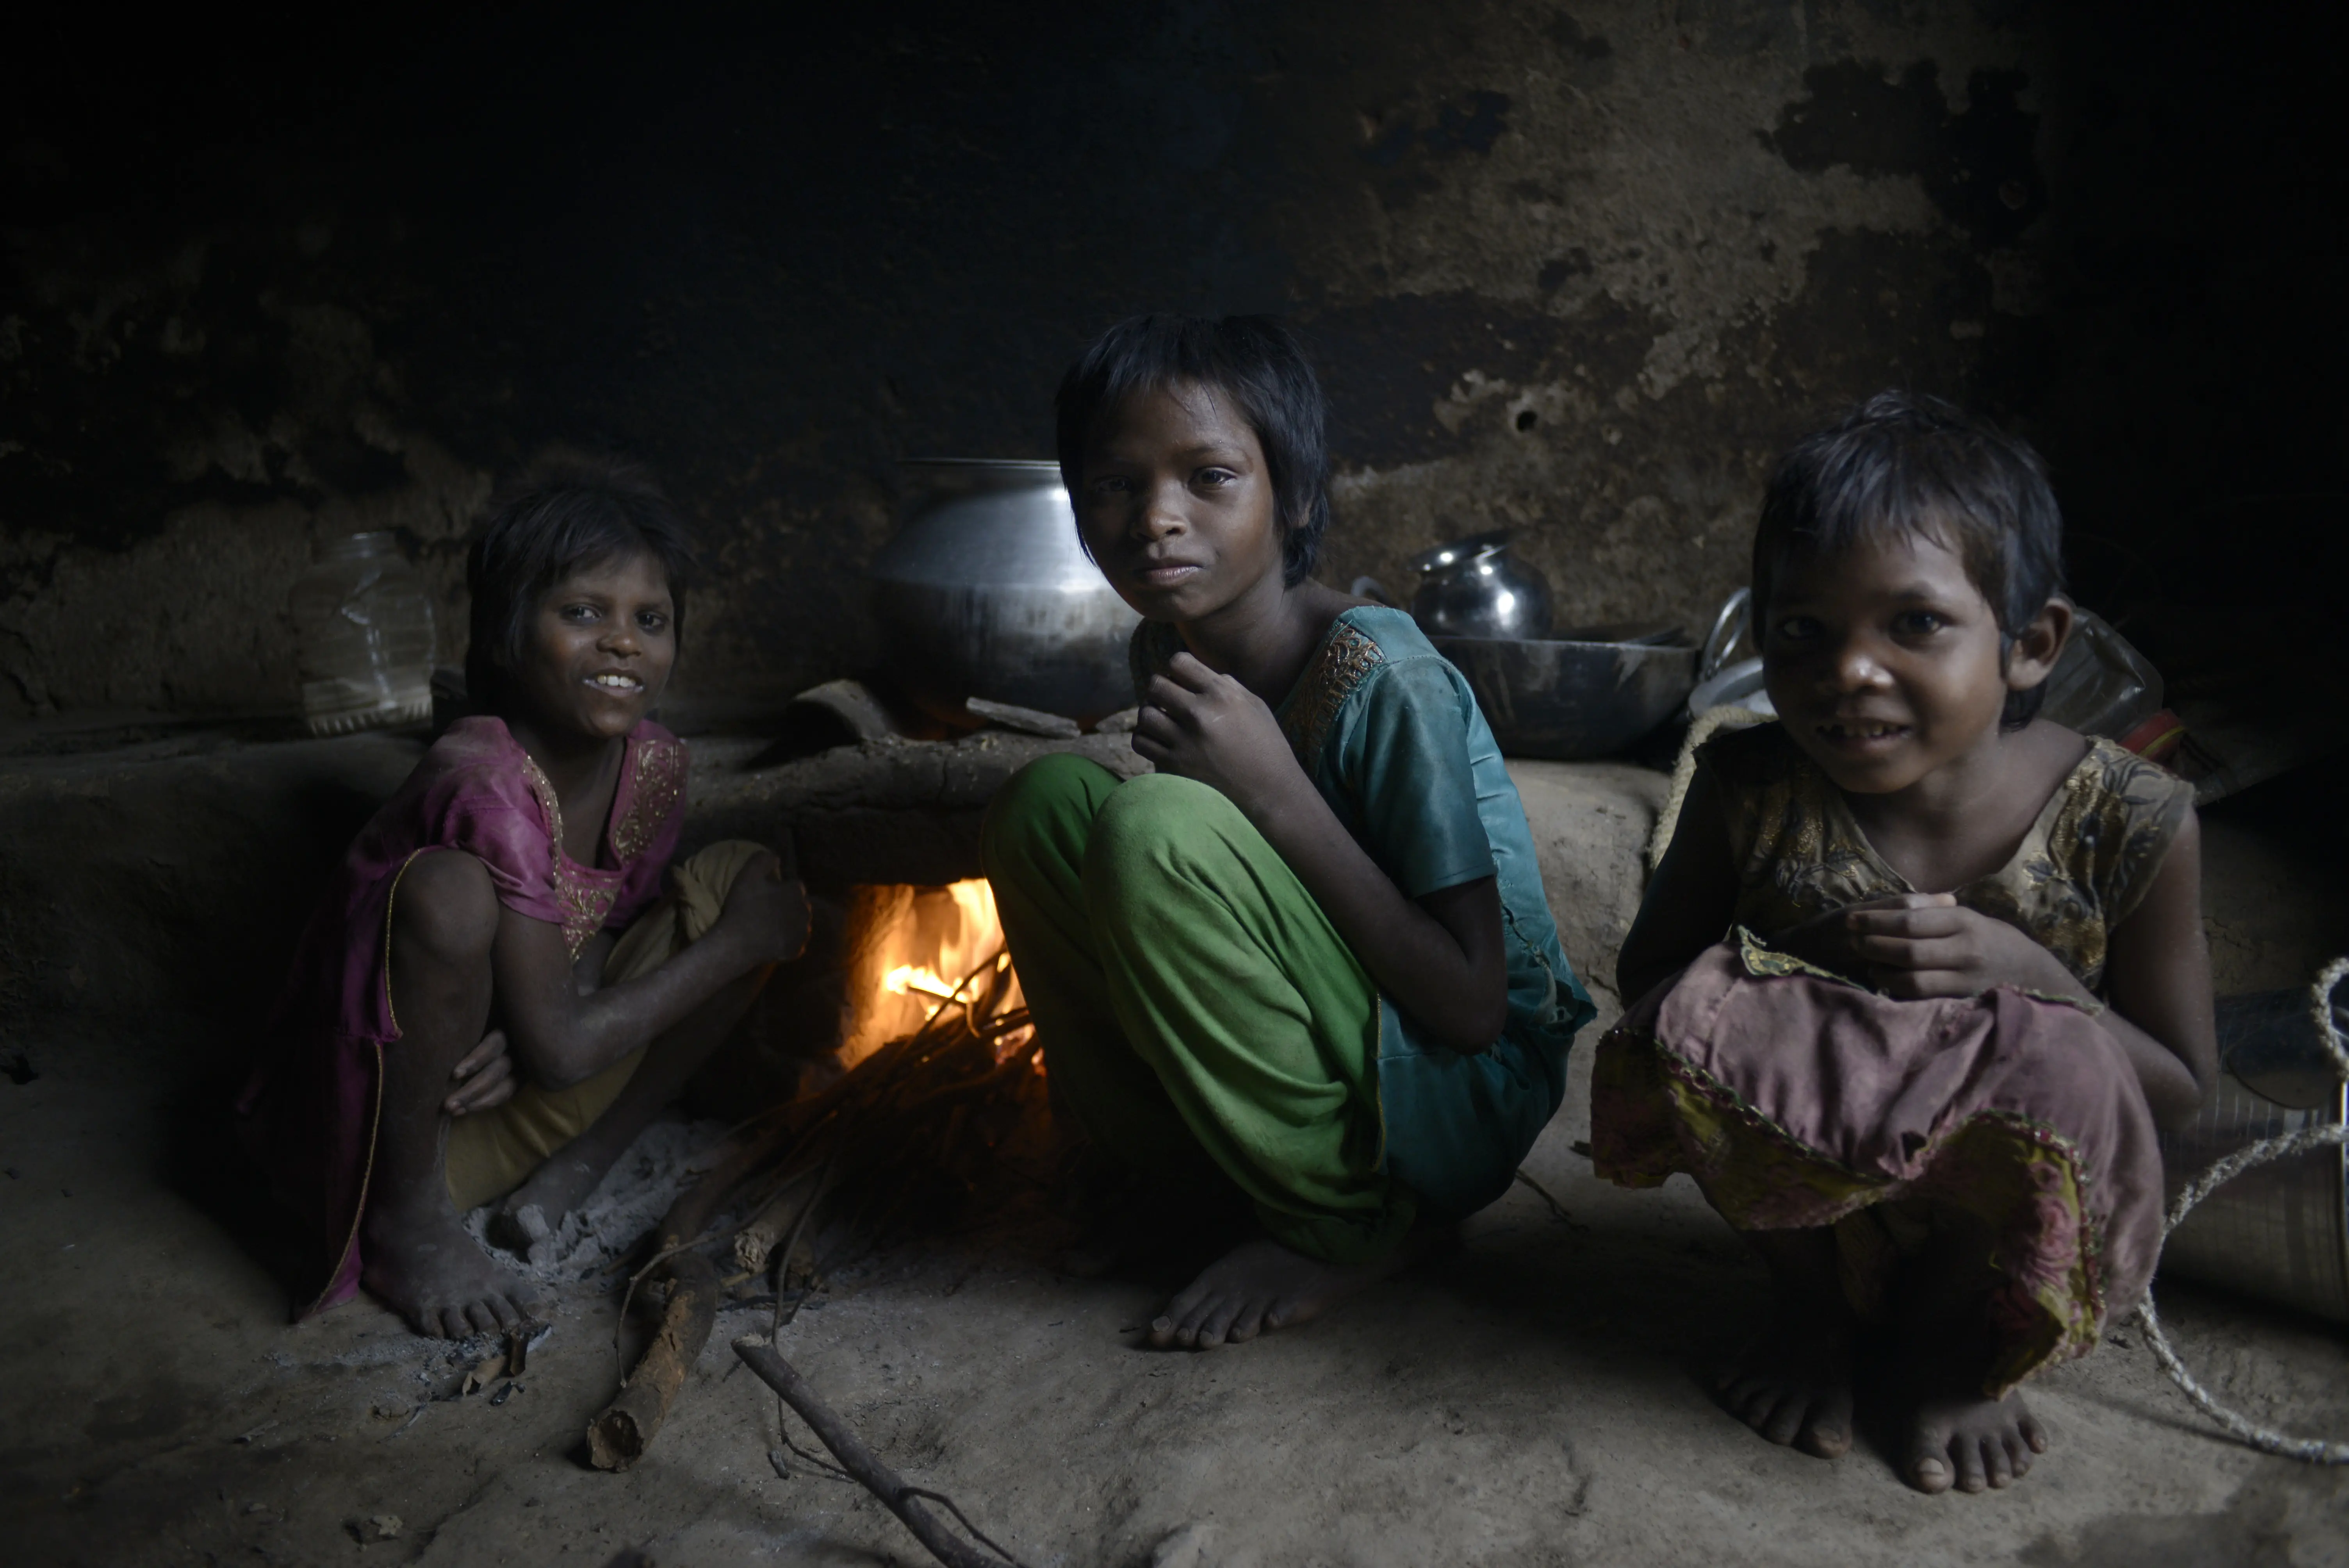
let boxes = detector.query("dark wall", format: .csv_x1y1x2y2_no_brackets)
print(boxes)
3,2,2340,721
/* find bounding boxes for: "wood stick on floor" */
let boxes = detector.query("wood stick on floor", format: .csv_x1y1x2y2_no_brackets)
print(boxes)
732,1337,1027,1568
586,1124,789,1470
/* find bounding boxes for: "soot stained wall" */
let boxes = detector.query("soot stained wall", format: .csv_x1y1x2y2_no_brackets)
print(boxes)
2,2,2340,721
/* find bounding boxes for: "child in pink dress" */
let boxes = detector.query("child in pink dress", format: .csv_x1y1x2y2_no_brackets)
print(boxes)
239,459,807,1338
1598,394,2215,1494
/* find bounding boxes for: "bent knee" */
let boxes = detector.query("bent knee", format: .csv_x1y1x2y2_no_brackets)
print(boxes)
390,849,499,961
1089,772,1235,855
980,753,1117,876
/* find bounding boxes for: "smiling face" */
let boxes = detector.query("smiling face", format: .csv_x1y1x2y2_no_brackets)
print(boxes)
1073,380,1287,625
508,549,677,744
1760,527,2062,795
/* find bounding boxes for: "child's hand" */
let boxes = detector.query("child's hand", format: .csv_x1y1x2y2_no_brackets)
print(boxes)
443,1028,516,1117
719,853,813,966
1843,894,2079,1000
1134,652,1309,817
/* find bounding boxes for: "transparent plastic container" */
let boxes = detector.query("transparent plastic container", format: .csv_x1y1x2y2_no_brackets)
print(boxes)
289,531,435,735
2037,608,2164,741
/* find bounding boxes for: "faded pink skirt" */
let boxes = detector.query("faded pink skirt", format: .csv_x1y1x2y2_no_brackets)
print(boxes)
1591,933,2164,1395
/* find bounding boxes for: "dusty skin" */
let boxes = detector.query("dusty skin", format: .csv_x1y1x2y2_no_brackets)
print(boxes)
1716,1310,1857,1459
1147,1229,1448,1350
360,1181,549,1340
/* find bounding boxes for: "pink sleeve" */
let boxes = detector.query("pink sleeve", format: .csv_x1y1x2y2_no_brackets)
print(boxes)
410,722,569,927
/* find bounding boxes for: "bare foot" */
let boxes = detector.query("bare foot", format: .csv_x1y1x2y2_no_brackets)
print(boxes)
1146,1231,1433,1350
1904,1386,2048,1494
1716,1312,1855,1458
362,1192,547,1340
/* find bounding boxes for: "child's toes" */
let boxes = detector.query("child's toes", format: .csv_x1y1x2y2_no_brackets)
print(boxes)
1984,1439,2015,1489
1224,1297,1271,1343
1906,1442,1955,1495
1196,1296,1246,1348
1954,1438,1991,1493
1759,1394,1811,1447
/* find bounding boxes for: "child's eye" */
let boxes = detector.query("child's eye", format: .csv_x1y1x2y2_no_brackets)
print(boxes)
636,611,668,634
1089,475,1132,496
1893,611,1946,636
1195,467,1236,488
1772,615,1821,642
561,603,599,623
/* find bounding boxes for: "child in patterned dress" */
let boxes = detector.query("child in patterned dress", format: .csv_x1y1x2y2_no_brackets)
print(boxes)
1600,393,2215,1493
239,458,807,1338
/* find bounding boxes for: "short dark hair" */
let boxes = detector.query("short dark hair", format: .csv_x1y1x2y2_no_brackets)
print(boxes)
1054,314,1332,587
1752,391,2066,728
464,452,695,711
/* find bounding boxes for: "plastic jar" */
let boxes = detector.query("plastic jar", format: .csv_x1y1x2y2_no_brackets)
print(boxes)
289,530,436,735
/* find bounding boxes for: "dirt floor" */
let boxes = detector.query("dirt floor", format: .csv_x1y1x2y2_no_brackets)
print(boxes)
4,732,2348,1566
7,1018,2349,1568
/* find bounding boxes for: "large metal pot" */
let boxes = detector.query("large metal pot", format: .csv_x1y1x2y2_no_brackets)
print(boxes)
869,460,1140,728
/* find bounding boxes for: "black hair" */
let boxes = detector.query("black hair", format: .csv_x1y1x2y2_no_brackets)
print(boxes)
1054,314,1332,587
1752,390,2066,729
463,452,695,711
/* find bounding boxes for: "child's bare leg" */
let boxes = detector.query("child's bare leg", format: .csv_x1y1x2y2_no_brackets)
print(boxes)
365,852,548,1338
494,966,768,1236
1894,1208,2049,1494
1147,1224,1449,1351
1716,1226,1856,1458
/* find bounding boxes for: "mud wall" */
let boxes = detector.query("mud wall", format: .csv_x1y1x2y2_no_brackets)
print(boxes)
4,2,2340,720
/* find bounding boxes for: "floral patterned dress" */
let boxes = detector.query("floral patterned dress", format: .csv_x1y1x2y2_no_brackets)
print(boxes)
1591,722,2194,1395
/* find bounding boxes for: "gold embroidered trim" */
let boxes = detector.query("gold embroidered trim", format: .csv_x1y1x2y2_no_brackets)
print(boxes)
514,748,617,960
610,736,686,863
1281,621,1385,768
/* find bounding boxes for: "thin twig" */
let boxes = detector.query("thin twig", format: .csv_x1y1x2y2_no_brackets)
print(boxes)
733,1338,1029,1568
1512,1167,1583,1229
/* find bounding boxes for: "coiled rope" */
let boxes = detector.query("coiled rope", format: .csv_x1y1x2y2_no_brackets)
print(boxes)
2133,956,2349,1463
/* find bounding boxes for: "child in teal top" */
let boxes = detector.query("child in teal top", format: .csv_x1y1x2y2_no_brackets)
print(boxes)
982,314,1592,1349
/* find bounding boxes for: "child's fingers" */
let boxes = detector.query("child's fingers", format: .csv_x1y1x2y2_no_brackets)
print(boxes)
1133,702,1185,749
451,1027,510,1080
1852,930,1975,971
444,1051,514,1114
1144,675,1207,722
1158,653,1222,694
1845,905,1968,939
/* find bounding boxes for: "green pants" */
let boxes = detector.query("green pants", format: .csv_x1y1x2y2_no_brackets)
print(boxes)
980,754,1414,1263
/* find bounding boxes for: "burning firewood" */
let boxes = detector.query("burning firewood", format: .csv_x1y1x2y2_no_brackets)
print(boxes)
586,939,1050,1472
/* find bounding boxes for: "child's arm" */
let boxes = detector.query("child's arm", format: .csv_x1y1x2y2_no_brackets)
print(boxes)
1845,817,2217,1124
1616,766,1740,1005
490,854,809,1089
1135,655,1508,1051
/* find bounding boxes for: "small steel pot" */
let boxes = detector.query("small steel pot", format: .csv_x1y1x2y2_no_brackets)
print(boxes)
869,460,1140,727
1410,531,1553,640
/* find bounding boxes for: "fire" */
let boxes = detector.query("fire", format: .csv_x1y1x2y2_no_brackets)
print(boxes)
883,963,962,1014
839,878,1030,1067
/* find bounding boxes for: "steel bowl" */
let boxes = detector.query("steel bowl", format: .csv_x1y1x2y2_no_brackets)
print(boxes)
1433,624,1697,759
870,460,1140,728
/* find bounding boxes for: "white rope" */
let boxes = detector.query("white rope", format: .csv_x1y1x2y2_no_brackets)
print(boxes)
1646,706,1770,872
2133,958,2349,1462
